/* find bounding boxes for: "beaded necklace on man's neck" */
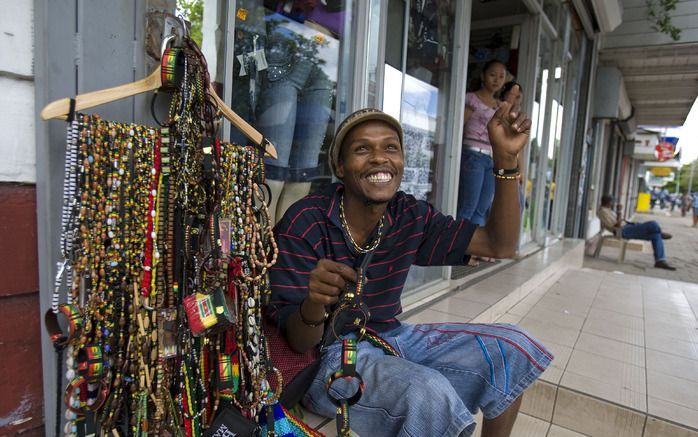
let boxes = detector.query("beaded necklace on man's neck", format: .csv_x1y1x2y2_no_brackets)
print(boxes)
339,195,385,254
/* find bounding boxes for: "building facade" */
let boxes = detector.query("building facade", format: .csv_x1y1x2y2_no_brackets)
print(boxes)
200,0,604,292
586,0,698,238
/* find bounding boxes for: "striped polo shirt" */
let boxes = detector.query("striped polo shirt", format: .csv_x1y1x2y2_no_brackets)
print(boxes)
267,183,477,333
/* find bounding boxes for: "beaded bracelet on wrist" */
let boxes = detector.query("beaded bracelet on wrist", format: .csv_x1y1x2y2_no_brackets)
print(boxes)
493,173,521,180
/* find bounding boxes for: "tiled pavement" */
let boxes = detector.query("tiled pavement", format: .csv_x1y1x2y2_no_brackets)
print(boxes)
500,268,698,436
299,212,698,436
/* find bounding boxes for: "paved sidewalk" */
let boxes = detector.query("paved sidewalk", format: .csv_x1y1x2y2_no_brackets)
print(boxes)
296,214,698,435
509,268,698,436
584,209,698,283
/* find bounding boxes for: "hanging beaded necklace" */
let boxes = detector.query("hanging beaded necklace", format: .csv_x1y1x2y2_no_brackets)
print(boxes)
53,117,79,311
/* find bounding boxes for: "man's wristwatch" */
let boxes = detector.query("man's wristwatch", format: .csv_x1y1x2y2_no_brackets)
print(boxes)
299,298,328,328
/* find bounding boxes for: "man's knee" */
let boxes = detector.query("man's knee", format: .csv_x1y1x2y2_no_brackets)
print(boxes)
647,220,661,233
415,367,457,397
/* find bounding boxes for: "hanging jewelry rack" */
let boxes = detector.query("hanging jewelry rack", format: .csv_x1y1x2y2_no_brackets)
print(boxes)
44,25,291,437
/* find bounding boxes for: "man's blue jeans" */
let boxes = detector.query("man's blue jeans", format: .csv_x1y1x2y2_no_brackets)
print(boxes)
457,149,495,226
621,220,665,262
303,323,552,437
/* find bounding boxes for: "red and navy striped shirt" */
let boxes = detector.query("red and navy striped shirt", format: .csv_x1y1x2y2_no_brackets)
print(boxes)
268,183,477,333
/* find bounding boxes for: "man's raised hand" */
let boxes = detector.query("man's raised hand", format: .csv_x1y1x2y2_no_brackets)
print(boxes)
488,99,532,160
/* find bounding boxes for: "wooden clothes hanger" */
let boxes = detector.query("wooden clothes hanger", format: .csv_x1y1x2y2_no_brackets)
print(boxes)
40,34,277,159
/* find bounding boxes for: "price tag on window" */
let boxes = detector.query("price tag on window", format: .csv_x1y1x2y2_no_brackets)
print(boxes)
236,8,248,21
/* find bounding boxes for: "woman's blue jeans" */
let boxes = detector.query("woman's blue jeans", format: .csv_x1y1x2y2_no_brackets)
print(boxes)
457,149,495,226
256,29,333,182
621,220,666,262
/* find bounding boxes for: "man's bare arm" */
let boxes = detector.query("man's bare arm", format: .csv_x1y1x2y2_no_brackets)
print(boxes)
466,101,531,258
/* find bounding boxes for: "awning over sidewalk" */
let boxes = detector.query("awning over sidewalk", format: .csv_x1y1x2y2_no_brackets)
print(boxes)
599,43,698,126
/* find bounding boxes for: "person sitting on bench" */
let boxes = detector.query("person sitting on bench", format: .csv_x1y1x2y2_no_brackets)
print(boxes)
597,194,676,270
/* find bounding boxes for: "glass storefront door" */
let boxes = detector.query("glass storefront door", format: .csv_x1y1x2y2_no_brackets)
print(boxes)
541,50,565,238
523,5,569,244
550,23,585,237
523,30,552,244
379,0,457,292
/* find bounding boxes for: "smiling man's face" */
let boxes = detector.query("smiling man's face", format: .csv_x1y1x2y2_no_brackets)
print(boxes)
336,120,404,205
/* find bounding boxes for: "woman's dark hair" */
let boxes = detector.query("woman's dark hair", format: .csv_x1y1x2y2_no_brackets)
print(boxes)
482,59,506,74
500,81,522,100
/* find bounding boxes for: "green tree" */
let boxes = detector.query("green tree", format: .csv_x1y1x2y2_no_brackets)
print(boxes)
177,0,204,46
666,158,698,193
646,0,682,41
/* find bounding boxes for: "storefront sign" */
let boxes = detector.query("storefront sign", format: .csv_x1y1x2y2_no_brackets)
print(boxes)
650,167,673,177
655,137,679,161
633,133,660,160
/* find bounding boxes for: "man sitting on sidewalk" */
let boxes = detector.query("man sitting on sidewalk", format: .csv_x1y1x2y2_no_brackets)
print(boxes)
268,105,552,437
598,194,676,270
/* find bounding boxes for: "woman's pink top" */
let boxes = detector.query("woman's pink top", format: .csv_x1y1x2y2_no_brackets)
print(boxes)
462,92,499,153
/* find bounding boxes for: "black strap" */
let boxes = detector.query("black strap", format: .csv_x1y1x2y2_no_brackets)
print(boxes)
151,91,168,127
266,404,275,435
54,343,65,437
67,98,76,123
336,400,352,436
260,182,273,209
324,254,374,437
320,252,374,350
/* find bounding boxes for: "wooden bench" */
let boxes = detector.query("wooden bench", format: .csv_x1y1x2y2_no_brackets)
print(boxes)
592,227,650,263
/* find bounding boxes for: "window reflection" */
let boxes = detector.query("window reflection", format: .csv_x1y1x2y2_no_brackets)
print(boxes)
381,0,455,290
382,0,454,204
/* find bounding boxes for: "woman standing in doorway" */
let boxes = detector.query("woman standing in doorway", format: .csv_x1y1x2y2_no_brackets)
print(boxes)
457,59,507,225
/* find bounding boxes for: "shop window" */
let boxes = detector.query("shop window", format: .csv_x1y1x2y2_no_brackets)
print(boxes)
227,0,351,223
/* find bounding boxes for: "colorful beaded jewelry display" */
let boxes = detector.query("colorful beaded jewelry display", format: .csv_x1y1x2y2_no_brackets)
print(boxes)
51,34,285,437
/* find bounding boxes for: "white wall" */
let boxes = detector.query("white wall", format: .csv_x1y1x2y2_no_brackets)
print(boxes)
603,0,698,48
0,0,35,183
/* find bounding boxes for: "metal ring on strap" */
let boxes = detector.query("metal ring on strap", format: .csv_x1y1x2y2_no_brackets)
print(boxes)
330,302,369,342
326,371,365,407
261,367,284,406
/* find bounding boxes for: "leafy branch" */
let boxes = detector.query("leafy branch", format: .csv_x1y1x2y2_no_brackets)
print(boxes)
177,0,203,46
646,0,682,41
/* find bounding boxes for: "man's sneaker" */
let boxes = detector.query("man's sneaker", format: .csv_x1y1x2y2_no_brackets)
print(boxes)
655,260,676,270
661,232,672,240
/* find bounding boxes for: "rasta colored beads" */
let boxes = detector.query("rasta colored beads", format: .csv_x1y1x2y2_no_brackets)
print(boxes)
51,36,282,437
